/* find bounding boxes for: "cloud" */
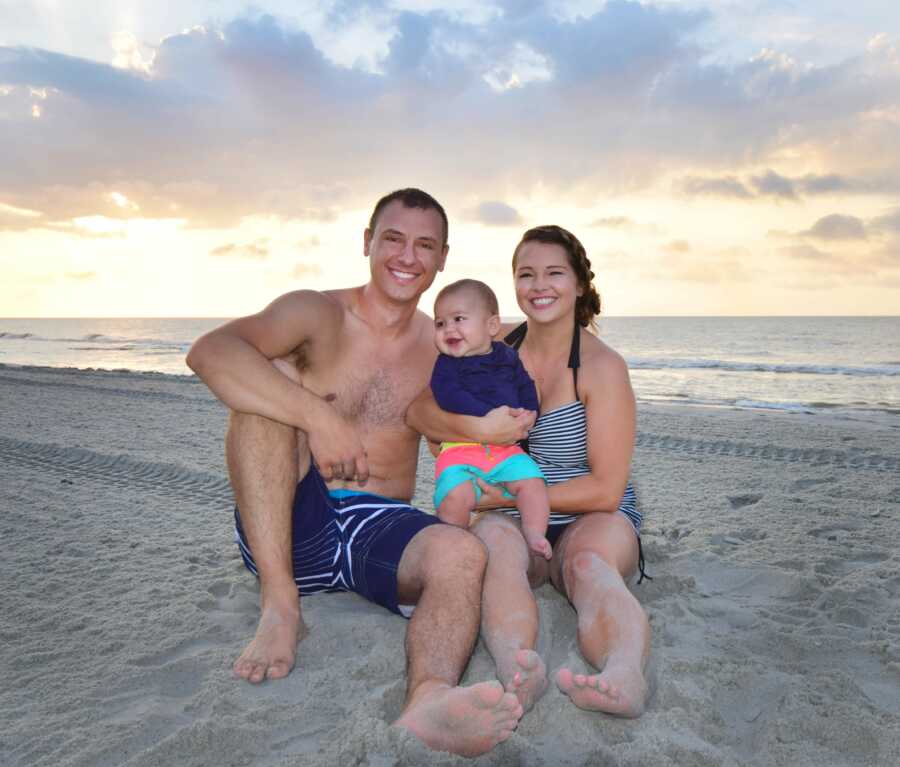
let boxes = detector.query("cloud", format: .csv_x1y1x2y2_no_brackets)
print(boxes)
209,239,269,258
295,235,321,250
0,5,898,229
870,207,900,233
679,170,873,202
469,201,524,227
292,262,322,278
663,239,690,253
749,170,796,200
778,240,898,275
780,243,834,263
679,176,753,199
653,246,753,283
591,216,634,229
802,214,867,240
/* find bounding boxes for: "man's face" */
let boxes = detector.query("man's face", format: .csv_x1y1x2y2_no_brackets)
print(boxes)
364,201,448,304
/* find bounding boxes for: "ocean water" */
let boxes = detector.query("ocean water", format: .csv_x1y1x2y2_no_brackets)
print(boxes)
1,316,898,422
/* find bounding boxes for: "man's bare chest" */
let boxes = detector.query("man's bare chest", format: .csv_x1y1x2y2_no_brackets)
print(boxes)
298,347,430,429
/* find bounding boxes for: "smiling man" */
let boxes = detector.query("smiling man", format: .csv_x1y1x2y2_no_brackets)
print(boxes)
186,188,524,757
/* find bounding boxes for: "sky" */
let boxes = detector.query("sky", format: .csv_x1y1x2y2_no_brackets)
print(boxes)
1,0,899,317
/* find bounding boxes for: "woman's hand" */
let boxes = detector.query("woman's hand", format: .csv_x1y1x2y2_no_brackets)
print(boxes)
478,406,536,445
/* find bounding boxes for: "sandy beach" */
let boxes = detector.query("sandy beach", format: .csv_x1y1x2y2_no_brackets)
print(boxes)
2,363,898,767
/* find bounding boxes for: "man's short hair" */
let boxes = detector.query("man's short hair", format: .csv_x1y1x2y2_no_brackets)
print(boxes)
435,279,499,316
368,188,449,246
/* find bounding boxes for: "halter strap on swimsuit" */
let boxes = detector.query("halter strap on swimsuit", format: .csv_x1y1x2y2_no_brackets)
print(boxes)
504,320,581,397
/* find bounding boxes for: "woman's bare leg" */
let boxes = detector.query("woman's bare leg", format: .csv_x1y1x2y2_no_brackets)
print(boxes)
471,513,549,711
551,513,650,717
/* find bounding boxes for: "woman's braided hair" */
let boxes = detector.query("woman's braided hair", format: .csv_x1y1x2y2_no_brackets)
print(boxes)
513,225,601,328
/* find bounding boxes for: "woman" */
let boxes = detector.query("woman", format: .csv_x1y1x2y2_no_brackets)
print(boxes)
408,225,650,717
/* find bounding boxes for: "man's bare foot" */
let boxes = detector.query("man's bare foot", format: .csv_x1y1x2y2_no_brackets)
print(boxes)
555,664,647,718
232,604,306,684
395,681,523,757
500,649,548,712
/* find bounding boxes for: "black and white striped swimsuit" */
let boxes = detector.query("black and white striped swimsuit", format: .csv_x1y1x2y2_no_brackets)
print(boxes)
527,400,641,534
503,322,649,581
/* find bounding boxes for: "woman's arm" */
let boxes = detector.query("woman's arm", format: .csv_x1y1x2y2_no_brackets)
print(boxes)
406,387,536,445
545,345,636,514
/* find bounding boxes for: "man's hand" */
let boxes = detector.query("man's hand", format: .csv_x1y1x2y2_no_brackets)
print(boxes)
307,401,370,484
478,406,536,445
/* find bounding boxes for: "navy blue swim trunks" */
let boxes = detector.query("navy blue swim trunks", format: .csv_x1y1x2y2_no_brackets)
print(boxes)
234,466,442,616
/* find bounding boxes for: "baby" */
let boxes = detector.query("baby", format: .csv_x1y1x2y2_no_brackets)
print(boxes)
430,278,552,559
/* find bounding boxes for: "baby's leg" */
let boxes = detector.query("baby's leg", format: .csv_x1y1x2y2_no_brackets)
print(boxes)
505,478,552,560
437,481,477,528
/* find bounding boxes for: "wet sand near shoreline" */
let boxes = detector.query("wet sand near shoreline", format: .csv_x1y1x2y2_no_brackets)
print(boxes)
2,364,898,766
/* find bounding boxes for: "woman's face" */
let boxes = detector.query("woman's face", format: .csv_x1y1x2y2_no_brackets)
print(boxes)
514,241,582,323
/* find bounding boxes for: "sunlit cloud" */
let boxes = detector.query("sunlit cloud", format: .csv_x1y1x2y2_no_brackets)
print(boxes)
292,262,322,278
210,240,270,259
1,1,898,316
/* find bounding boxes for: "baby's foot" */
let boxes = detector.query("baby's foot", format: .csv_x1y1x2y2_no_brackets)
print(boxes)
523,529,552,560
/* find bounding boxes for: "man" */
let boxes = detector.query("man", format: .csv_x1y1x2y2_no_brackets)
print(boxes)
187,189,528,757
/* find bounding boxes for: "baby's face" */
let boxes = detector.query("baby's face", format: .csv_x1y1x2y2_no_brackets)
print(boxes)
434,290,496,357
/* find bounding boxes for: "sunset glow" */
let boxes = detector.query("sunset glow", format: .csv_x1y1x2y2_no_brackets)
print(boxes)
2,1,898,317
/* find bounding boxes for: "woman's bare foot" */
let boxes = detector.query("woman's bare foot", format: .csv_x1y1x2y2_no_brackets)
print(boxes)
500,649,548,712
232,603,307,684
395,680,523,757
555,664,647,718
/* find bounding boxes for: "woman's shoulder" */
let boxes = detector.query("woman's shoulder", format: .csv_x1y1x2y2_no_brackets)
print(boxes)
578,331,631,392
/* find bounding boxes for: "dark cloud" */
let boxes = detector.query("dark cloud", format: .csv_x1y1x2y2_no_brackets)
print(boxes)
803,214,867,241
750,170,796,200
469,201,523,227
869,208,900,234
679,169,877,202
798,173,850,195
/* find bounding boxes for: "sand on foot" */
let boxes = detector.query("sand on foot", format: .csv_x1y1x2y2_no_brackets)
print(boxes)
394,680,523,758
556,664,647,718
232,603,306,683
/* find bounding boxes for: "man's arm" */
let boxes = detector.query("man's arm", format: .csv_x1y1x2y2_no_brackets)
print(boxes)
186,290,368,482
406,387,535,445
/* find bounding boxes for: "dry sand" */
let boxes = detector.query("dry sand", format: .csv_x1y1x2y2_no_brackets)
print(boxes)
1,363,898,766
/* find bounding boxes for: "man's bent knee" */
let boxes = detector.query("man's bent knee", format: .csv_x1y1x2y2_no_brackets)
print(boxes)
412,525,487,578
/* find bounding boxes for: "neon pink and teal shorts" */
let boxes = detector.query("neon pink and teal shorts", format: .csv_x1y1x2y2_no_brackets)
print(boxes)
433,443,545,509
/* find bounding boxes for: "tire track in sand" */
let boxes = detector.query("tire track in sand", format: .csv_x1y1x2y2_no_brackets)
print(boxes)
0,436,233,507
1,432,895,510
635,433,898,473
